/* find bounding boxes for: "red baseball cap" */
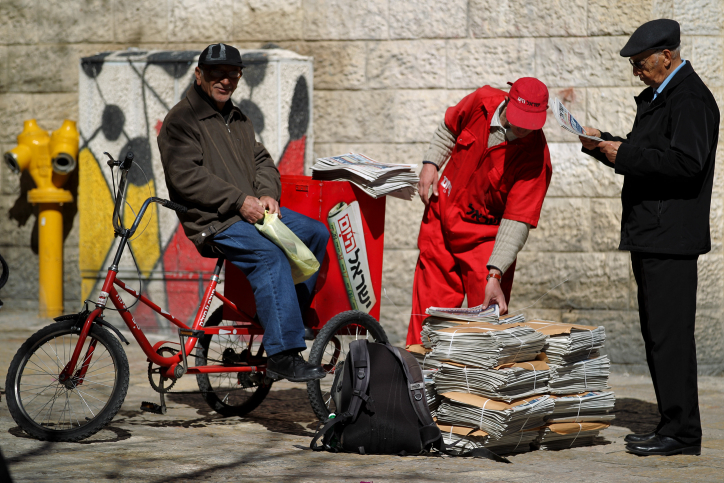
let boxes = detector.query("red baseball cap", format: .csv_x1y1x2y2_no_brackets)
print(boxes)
506,78,549,130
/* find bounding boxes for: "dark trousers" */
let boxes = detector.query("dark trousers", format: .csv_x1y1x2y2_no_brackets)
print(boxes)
630,252,701,445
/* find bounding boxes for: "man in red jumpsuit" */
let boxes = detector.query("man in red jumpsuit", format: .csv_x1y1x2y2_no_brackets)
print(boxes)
407,78,552,345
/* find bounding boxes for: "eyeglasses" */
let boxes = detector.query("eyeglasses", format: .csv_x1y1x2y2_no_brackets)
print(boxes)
629,51,660,70
203,68,242,80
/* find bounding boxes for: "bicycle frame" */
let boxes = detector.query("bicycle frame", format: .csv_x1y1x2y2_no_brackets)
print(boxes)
59,153,267,385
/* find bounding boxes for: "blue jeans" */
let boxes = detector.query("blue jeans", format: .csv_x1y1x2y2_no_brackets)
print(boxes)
212,208,329,357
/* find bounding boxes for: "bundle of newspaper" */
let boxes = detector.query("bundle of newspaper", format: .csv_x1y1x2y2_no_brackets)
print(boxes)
438,424,539,455
427,323,547,368
522,321,606,365
437,392,554,440
548,356,611,394
420,313,525,348
425,303,526,325
537,422,609,450
311,153,418,200
547,391,616,423
433,360,550,402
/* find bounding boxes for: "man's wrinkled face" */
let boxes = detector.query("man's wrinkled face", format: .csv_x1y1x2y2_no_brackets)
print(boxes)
195,65,241,108
629,50,666,86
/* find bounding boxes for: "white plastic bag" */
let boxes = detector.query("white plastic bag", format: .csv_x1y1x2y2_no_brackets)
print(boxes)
255,212,320,284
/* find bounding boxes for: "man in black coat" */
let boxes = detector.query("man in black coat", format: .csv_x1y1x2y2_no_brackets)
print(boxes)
580,19,719,456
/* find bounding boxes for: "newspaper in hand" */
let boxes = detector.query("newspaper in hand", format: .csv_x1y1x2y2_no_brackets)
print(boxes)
551,98,603,142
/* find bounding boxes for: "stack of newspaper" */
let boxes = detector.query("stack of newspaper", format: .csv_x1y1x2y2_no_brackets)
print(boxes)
427,323,548,368
433,360,550,402
311,153,418,200
536,422,609,450
439,424,539,455
546,391,616,423
436,392,554,440
548,356,611,394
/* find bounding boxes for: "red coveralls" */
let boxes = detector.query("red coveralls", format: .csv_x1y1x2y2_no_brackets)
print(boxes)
406,86,552,345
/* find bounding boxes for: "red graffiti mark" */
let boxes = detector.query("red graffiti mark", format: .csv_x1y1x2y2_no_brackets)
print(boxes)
163,226,217,325
155,119,164,137
277,135,306,175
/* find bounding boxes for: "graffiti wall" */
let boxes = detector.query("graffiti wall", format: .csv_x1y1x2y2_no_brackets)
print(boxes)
77,48,313,331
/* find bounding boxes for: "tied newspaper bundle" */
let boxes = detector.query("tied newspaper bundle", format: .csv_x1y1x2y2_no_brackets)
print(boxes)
426,323,547,368
411,315,615,454
311,153,418,200
434,360,550,402
436,393,554,453
420,309,525,349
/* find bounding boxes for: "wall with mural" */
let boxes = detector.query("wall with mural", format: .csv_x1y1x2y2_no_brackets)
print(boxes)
77,48,313,331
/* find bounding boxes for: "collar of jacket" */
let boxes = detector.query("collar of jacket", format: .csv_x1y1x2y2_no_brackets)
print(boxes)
188,83,240,121
635,61,695,108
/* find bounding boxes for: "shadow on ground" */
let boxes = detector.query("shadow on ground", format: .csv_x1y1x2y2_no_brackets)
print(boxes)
612,397,659,433
166,387,317,436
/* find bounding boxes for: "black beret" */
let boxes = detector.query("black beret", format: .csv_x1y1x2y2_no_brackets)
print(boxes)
620,19,680,57
198,43,244,68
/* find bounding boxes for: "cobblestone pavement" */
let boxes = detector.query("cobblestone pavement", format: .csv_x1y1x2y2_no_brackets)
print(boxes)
0,309,723,482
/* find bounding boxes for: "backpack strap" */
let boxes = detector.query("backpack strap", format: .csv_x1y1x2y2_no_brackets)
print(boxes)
346,339,374,419
384,344,441,448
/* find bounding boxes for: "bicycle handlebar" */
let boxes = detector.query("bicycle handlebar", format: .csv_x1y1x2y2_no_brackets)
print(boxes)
104,151,188,237
161,200,188,214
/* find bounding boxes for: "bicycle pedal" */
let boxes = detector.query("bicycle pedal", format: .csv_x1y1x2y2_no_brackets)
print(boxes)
140,401,166,415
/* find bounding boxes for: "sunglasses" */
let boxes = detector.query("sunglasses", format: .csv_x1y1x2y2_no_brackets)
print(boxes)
203,68,242,80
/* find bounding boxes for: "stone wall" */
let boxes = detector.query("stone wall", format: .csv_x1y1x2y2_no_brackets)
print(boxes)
1,1,722,373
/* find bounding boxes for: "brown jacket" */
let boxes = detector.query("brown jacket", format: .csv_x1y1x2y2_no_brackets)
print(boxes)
158,86,280,256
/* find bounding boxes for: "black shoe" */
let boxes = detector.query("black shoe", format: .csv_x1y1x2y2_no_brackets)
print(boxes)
266,352,326,382
624,431,657,443
626,434,701,456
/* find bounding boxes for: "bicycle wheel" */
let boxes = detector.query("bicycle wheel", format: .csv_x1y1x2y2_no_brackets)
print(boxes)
5,319,129,442
195,307,272,417
306,310,388,420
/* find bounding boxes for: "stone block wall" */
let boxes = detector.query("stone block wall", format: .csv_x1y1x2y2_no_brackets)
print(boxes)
1,1,722,373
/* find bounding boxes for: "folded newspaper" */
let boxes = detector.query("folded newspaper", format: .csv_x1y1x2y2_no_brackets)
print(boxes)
548,356,611,394
546,391,616,423
439,424,539,455
536,422,609,450
521,321,606,366
433,360,550,402
437,392,554,440
551,97,603,142
427,323,548,368
311,153,418,200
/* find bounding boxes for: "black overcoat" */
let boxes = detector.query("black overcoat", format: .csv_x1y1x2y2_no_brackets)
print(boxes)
583,62,720,255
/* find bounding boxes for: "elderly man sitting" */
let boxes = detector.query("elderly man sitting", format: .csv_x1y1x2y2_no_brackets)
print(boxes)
158,43,329,382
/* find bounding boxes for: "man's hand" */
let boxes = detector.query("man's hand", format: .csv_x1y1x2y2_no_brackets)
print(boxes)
418,163,439,206
240,196,265,223
597,141,622,164
579,126,602,150
259,196,281,218
482,270,508,315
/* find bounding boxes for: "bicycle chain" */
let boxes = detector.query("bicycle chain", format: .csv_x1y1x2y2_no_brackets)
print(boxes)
147,347,179,393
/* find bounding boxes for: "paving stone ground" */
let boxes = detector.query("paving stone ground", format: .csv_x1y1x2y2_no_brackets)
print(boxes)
0,308,722,482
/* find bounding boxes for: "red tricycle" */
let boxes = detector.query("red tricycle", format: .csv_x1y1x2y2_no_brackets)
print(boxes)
4,152,389,442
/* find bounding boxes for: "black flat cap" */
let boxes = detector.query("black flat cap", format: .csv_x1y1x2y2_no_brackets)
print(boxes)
198,43,244,67
620,19,680,57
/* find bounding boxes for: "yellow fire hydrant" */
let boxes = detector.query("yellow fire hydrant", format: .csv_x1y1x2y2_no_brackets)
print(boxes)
4,119,79,317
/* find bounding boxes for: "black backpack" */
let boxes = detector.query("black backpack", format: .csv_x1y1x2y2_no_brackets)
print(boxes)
310,340,509,462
